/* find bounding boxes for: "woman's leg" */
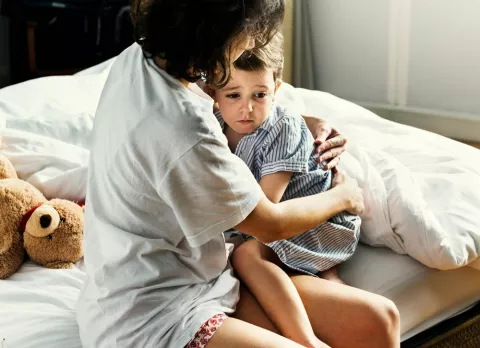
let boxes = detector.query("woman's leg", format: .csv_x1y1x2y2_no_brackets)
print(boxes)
291,274,401,348
232,240,329,348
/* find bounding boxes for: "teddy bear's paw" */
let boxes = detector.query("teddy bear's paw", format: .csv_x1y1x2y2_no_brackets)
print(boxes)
44,261,74,269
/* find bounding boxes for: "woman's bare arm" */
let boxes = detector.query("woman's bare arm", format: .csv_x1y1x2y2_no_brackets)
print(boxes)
235,171,363,243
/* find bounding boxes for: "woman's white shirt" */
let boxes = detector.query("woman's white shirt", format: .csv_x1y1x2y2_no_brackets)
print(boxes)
76,43,262,348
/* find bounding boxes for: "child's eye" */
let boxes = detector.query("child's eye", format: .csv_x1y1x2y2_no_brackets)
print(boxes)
254,92,268,99
226,93,240,99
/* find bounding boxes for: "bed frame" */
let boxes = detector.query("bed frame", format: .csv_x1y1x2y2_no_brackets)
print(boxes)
402,302,480,347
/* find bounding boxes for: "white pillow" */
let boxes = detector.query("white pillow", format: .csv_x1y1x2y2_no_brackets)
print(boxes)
0,63,112,200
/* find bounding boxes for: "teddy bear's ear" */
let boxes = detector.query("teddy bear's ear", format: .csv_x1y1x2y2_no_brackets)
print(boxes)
0,153,18,180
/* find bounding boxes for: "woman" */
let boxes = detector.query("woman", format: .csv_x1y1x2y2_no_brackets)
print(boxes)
76,1,400,347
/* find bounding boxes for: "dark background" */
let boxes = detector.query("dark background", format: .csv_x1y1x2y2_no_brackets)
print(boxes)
0,0,134,87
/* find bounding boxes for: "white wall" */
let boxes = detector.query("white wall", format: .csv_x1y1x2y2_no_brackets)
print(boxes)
300,0,480,142
408,0,480,115
308,0,391,104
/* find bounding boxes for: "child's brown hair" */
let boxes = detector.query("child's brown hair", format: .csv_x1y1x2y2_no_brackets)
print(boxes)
234,32,284,82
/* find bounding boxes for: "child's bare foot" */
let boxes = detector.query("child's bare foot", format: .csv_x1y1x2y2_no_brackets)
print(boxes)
320,266,345,284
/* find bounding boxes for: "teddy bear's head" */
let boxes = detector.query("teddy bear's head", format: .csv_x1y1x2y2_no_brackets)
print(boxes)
23,199,84,269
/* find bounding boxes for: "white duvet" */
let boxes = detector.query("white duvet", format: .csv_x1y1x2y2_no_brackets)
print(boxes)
1,58,480,273
277,88,480,271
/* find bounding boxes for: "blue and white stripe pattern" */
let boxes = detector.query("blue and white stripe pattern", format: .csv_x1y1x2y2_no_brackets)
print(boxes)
216,105,361,275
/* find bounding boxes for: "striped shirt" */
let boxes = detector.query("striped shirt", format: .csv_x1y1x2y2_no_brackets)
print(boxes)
216,105,361,275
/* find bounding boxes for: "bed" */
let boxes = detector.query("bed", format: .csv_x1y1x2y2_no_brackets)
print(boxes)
1,58,479,347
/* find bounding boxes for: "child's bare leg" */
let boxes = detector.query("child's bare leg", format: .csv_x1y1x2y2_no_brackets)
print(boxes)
232,239,330,348
319,266,345,284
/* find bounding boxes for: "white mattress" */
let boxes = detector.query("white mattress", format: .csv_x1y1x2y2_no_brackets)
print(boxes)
1,58,480,347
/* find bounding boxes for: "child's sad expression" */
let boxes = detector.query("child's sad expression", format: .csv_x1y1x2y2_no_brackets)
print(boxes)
216,69,281,135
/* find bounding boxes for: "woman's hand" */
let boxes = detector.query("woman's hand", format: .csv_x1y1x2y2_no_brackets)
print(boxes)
302,115,348,171
332,171,365,215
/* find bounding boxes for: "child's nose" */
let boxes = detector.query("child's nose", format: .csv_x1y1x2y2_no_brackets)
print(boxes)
241,100,253,114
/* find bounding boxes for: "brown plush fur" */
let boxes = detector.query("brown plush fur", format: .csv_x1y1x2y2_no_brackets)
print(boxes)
24,199,84,269
0,179,46,279
0,153,18,180
0,154,84,278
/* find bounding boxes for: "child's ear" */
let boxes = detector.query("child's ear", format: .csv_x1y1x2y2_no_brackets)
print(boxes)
273,80,283,102
275,80,283,92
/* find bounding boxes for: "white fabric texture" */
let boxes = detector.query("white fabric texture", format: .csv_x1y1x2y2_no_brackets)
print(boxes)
0,60,112,201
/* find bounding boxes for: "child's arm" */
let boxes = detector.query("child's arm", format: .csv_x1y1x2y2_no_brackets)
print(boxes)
259,172,293,203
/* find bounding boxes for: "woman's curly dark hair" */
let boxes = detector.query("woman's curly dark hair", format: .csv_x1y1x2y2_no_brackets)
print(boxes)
130,0,285,87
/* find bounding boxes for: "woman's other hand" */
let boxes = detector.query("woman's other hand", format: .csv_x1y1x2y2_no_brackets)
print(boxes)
302,116,347,171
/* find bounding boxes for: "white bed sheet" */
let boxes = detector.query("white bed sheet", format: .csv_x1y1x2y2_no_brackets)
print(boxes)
0,261,85,348
1,59,480,346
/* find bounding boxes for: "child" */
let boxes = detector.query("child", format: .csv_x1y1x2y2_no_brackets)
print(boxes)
213,33,362,347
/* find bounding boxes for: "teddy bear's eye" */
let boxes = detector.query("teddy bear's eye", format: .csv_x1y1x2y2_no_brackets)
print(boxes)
47,235,53,240
60,217,66,223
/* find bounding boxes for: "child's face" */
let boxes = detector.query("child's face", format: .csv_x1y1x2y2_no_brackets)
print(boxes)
216,69,280,135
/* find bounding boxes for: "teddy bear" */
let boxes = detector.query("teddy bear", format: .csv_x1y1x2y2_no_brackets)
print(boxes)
0,153,84,279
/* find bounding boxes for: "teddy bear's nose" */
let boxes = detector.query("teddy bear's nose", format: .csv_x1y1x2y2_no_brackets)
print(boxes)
40,215,52,228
